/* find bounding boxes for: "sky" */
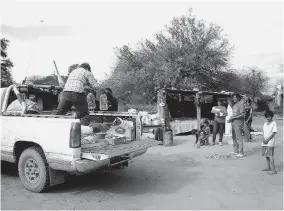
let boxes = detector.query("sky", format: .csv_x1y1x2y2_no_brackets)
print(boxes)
0,0,283,93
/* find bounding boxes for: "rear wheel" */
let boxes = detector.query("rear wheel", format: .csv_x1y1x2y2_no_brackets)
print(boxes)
18,147,50,193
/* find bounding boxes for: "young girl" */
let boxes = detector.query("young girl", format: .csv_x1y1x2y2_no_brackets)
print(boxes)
262,110,277,174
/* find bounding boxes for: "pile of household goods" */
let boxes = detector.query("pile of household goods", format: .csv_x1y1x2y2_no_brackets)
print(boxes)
81,117,135,147
140,112,163,126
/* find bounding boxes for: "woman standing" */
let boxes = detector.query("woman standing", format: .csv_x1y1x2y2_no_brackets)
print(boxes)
211,99,228,146
244,98,253,142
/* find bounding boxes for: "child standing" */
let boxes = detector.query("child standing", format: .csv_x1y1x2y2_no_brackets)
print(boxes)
262,110,277,174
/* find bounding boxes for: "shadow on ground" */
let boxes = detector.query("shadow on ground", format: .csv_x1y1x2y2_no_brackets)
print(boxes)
171,134,193,146
49,153,201,196
1,161,18,177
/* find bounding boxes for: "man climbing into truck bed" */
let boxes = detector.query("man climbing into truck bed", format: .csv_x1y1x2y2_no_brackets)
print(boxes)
54,62,98,125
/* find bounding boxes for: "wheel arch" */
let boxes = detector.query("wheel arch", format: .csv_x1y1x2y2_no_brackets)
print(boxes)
13,141,45,164
14,141,66,189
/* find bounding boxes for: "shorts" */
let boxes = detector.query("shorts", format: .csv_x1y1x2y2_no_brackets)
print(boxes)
262,146,274,157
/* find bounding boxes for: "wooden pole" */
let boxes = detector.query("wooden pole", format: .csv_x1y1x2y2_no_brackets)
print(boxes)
53,60,59,73
196,92,201,130
157,90,163,119
53,60,65,87
161,89,173,146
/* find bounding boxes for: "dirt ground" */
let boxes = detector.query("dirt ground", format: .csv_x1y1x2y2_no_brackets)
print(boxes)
1,116,283,210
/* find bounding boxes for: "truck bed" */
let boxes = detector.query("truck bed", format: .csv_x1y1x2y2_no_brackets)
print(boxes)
81,139,160,159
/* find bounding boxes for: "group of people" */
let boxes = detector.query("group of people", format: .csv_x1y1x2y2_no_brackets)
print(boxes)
194,93,252,150
194,93,278,174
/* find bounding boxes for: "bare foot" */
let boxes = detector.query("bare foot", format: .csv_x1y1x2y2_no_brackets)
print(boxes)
262,169,271,171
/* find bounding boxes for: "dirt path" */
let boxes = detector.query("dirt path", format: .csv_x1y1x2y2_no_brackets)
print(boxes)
1,116,283,210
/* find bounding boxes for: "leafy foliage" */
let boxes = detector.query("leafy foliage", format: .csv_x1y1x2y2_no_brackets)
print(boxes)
1,38,14,87
26,75,68,86
241,67,269,100
103,9,233,103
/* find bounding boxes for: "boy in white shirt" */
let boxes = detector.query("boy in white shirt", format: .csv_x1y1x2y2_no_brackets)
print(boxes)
262,110,277,174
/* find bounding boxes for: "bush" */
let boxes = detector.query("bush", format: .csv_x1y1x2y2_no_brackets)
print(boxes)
254,95,274,112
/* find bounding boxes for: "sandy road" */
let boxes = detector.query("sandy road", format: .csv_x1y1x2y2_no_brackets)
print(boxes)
1,116,283,210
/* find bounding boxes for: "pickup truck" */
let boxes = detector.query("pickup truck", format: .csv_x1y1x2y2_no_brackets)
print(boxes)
0,84,159,193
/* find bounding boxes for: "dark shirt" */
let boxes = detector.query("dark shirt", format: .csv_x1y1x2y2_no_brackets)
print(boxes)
245,106,252,123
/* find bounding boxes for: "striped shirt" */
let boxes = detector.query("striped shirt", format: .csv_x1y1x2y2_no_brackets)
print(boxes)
64,68,97,93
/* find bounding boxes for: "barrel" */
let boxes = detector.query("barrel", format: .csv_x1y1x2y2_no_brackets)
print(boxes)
163,130,173,147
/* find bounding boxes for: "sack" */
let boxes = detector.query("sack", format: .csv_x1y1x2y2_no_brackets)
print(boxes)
106,117,135,141
81,135,97,145
81,126,94,136
89,122,110,133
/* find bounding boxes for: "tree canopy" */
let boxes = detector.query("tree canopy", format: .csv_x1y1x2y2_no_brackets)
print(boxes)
1,38,14,87
26,75,68,86
103,9,233,104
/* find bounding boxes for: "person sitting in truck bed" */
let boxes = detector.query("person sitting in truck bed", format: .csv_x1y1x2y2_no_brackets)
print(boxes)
6,94,42,115
54,62,98,126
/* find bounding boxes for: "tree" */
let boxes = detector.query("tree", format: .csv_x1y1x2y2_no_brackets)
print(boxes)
1,38,14,87
107,9,233,103
242,67,269,101
214,69,245,93
26,75,68,86
275,64,283,87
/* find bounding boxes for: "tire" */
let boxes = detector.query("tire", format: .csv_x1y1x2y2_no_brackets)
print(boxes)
18,147,50,193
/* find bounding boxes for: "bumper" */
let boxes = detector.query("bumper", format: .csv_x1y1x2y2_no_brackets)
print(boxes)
49,148,148,175
75,148,147,174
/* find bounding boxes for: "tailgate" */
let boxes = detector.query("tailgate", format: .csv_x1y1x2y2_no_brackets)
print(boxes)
81,139,160,161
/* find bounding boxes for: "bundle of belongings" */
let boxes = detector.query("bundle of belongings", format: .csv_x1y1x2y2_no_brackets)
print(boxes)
81,118,135,147
141,112,163,126
6,94,42,115
105,117,135,145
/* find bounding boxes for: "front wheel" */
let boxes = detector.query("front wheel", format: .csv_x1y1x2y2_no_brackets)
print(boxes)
18,147,50,193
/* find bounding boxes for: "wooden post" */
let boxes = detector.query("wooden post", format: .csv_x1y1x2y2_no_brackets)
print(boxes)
196,92,201,130
136,113,142,141
162,89,173,146
157,90,163,119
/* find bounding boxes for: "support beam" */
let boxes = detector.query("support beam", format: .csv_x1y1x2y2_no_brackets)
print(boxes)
157,89,173,146
196,92,201,130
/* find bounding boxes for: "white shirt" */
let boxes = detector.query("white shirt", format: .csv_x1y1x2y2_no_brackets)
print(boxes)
262,121,277,147
226,104,233,118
